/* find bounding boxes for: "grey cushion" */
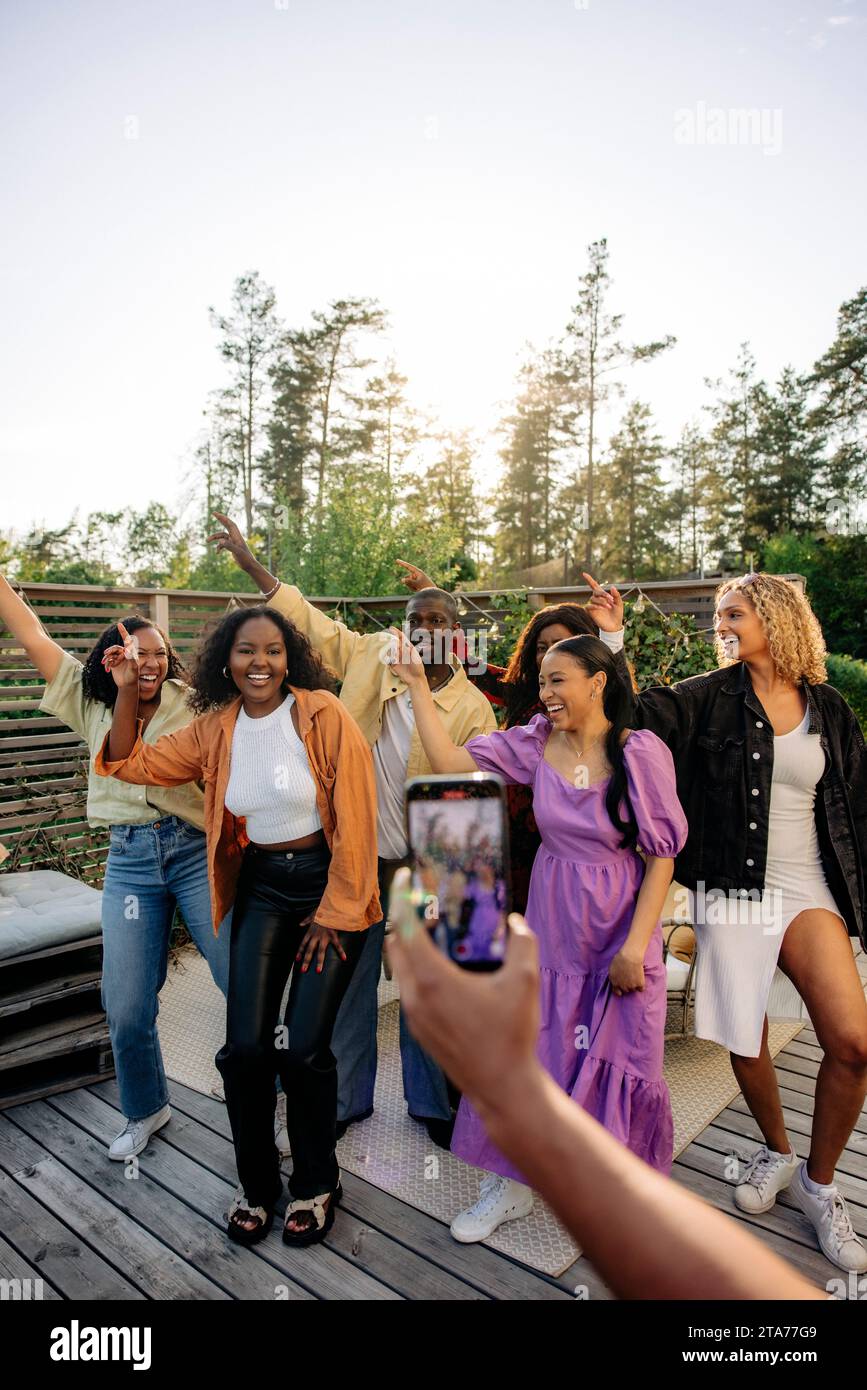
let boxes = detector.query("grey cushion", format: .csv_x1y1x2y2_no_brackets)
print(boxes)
0,871,103,962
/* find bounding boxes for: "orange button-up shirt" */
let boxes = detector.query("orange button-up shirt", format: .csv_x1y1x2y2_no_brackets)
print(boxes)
94,686,381,936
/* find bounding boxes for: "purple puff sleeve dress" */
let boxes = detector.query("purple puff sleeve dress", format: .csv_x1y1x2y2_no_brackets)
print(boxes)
451,717,688,1180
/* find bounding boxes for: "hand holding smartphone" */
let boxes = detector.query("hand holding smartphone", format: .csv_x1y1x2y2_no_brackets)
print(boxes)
404,772,511,972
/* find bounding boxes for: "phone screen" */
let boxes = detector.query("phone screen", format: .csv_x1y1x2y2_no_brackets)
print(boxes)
405,773,510,971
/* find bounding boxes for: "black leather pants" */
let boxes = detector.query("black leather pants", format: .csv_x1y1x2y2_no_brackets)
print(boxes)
215,843,367,1205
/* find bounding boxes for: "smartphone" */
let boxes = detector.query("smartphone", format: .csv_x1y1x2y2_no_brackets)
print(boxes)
404,772,511,971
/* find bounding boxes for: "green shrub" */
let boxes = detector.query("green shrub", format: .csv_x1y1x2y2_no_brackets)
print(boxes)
623,597,716,689
762,533,867,660
826,653,867,733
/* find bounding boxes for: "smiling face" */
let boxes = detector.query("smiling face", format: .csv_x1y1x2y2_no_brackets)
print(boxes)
228,615,288,712
538,645,606,728
714,589,768,665
132,627,170,704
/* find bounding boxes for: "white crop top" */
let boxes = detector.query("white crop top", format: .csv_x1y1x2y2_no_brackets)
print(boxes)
225,694,322,844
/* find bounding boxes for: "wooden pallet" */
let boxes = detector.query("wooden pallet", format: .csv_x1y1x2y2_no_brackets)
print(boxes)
0,935,114,1109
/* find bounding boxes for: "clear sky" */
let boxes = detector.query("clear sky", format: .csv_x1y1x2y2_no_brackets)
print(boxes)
2,0,865,539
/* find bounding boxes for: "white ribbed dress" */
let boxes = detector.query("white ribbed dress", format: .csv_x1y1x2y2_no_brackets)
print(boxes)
690,705,845,1057
224,693,322,843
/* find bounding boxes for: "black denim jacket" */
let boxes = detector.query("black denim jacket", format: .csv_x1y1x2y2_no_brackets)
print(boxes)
631,663,867,947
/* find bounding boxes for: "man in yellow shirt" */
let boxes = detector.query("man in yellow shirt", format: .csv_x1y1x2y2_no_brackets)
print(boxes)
212,516,496,1145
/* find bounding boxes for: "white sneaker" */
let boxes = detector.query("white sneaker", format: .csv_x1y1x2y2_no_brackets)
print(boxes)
450,1174,534,1243
108,1104,171,1161
790,1163,867,1273
275,1092,291,1158
733,1144,799,1214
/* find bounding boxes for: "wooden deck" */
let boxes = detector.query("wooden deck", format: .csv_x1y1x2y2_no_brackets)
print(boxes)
1,1018,865,1300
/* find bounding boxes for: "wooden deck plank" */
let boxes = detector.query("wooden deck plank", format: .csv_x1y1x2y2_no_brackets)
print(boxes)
94,1077,589,1301
0,1119,144,1300
783,1039,825,1061
728,1086,867,1135
707,1107,867,1188
676,1138,856,1247
678,1132,867,1237
680,1125,867,1228
767,1059,867,1116
336,1170,587,1300
0,971,855,1303
0,1230,63,1298
670,1159,834,1290
9,1097,316,1302
2,1106,230,1300
711,1108,867,1195
50,1086,402,1301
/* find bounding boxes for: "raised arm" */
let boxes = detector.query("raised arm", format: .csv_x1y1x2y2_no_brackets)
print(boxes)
388,628,478,773
394,559,437,592
0,572,65,682
209,512,361,680
208,511,279,595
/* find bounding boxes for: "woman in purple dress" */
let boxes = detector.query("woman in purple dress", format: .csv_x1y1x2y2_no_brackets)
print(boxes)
390,630,688,1243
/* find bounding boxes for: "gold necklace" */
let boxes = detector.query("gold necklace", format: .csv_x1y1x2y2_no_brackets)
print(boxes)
563,729,607,762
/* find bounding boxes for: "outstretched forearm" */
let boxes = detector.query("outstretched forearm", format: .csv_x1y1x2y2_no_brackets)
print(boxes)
482,1064,821,1302
0,573,64,682
404,675,477,773
107,685,141,761
234,550,278,595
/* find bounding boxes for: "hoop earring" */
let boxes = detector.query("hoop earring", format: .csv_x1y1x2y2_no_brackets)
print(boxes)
223,666,230,679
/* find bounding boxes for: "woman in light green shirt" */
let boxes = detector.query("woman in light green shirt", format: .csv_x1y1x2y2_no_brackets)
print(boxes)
0,574,230,1159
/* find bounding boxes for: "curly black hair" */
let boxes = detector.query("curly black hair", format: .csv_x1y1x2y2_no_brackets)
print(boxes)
81,616,188,708
186,606,336,714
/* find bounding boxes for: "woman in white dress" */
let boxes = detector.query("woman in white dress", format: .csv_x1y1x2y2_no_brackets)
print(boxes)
587,572,867,1274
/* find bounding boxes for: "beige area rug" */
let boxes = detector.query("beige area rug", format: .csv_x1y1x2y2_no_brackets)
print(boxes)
156,946,803,1278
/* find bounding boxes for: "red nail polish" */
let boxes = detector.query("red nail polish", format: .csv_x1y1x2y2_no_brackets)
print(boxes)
316,965,323,974
301,965,308,973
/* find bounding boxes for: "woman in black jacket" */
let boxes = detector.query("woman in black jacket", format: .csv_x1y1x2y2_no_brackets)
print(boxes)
589,571,867,1274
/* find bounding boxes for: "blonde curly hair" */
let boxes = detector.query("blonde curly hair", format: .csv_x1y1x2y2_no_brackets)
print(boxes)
715,573,827,685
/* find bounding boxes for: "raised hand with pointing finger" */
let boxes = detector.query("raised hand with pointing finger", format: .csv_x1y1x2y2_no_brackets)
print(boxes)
207,513,279,596
101,620,141,689
582,571,624,633
395,559,436,592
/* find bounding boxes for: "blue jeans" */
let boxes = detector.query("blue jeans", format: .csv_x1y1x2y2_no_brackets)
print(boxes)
101,816,231,1121
332,856,452,1124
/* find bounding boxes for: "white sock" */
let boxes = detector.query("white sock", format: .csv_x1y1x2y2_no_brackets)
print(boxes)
800,1163,835,1197
767,1146,795,1161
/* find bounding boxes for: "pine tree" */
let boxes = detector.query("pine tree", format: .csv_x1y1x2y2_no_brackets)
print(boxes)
671,424,707,572
808,286,867,509
703,343,764,565
562,238,675,569
597,401,670,578
208,272,283,534
751,367,824,536
267,298,387,539
492,348,572,576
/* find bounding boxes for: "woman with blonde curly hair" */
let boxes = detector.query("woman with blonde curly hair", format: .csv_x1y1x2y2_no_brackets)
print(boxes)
588,570,867,1274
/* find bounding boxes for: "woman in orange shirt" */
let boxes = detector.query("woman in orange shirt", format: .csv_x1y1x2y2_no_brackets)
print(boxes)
96,606,380,1248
